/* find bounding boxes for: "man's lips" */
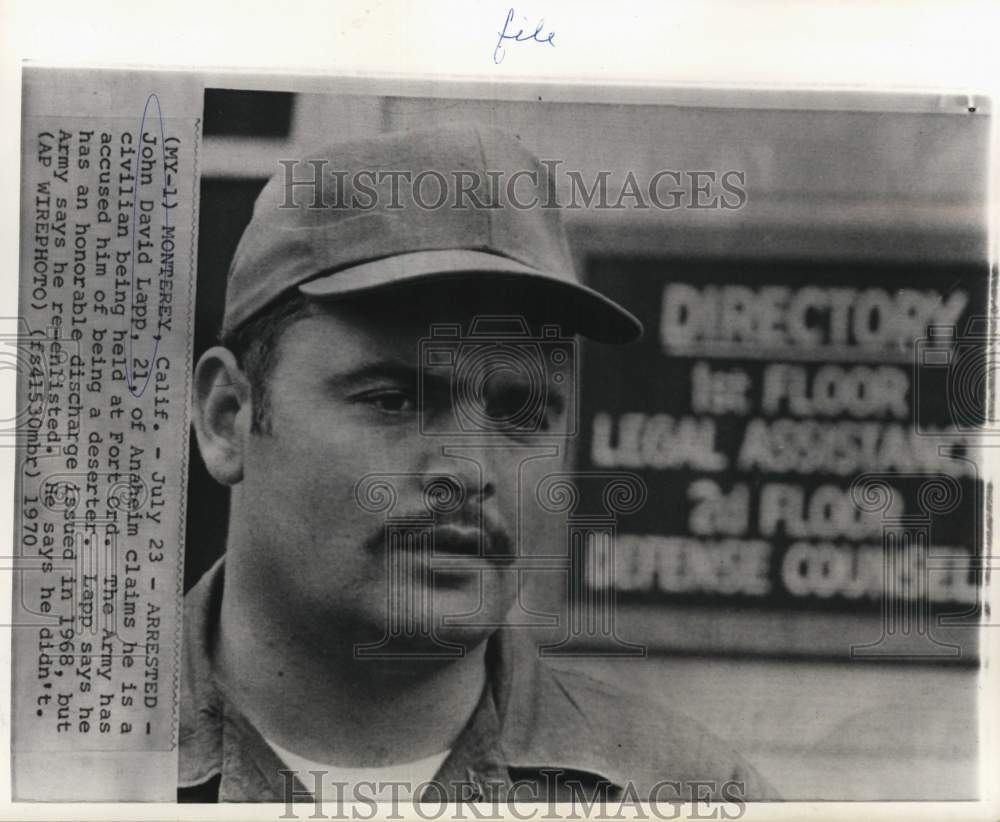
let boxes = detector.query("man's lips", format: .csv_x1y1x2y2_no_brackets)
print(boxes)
434,524,489,556
392,522,514,561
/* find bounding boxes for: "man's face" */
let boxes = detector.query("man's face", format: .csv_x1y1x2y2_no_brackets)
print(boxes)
226,285,574,656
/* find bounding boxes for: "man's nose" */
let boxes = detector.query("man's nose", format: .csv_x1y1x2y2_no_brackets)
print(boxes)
419,444,498,511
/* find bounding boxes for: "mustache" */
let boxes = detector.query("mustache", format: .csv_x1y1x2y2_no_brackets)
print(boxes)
363,509,514,558
355,474,514,557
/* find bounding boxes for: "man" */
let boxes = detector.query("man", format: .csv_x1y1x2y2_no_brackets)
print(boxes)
181,124,775,804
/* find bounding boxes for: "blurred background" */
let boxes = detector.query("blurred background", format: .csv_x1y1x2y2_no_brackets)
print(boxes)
189,86,989,799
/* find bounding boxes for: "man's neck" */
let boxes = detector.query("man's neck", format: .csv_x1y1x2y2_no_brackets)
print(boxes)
213,577,489,768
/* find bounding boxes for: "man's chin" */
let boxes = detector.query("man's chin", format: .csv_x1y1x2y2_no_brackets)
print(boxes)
346,621,500,663
342,583,514,659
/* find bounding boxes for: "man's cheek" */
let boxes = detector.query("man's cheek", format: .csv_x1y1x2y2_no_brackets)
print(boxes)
290,420,394,459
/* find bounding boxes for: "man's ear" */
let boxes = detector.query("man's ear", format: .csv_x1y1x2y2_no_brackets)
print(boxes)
192,346,252,486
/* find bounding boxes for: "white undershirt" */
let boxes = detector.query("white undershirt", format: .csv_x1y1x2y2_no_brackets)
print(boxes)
266,738,451,802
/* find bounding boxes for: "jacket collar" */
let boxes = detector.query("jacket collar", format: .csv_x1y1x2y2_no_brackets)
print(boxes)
179,558,623,796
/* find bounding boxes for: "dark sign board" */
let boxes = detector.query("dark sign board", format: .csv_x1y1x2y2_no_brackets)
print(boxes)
579,257,985,614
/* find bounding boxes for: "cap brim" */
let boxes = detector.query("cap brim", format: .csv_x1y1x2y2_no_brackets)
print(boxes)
297,249,643,343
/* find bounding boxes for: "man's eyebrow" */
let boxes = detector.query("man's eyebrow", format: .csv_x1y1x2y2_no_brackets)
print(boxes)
326,361,418,388
325,360,450,392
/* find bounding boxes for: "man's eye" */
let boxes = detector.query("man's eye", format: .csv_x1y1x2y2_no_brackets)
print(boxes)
483,384,531,419
364,391,417,414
